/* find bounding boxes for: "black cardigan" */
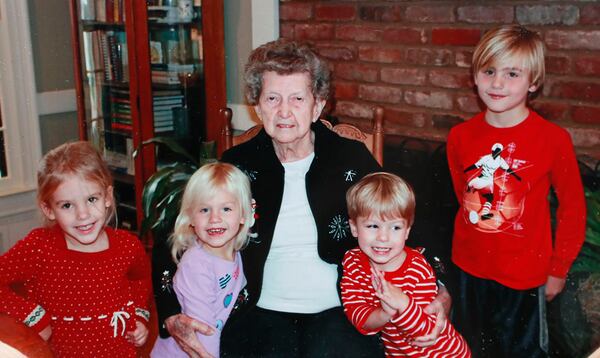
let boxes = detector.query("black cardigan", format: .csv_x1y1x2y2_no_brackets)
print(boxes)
152,120,380,336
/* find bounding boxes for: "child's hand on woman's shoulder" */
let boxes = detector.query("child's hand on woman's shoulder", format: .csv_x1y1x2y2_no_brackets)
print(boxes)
126,321,148,347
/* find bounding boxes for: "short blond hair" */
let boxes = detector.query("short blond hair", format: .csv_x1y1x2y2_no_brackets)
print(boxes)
170,162,253,262
472,24,545,89
346,172,415,225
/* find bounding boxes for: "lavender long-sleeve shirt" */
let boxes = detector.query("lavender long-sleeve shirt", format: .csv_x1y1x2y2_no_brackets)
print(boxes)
152,243,246,357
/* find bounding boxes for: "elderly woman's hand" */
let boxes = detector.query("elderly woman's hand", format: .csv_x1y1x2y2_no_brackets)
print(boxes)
165,313,215,358
411,285,452,347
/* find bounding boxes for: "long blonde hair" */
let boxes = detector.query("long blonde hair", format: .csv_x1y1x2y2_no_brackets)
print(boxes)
170,162,253,262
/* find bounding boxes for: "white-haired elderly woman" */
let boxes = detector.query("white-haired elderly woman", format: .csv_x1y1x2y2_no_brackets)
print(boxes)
153,39,451,357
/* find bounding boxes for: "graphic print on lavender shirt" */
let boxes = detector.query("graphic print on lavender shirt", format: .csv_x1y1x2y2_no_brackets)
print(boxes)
463,141,530,233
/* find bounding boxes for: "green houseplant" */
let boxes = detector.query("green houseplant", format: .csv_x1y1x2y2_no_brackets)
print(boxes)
140,138,217,239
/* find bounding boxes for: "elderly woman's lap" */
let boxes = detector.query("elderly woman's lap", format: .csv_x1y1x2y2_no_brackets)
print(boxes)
221,306,384,357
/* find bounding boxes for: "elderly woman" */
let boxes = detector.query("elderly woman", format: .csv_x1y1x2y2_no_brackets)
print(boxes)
153,39,450,357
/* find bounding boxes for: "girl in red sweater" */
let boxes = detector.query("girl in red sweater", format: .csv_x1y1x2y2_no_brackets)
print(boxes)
0,141,151,357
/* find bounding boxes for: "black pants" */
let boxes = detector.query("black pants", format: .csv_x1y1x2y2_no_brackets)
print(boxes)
221,306,384,357
453,269,548,358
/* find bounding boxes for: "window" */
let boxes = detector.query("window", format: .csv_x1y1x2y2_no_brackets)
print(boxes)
0,0,41,198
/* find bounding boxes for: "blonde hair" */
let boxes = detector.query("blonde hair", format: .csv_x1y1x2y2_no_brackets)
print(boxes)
346,172,415,226
472,24,545,89
37,141,115,226
170,162,253,262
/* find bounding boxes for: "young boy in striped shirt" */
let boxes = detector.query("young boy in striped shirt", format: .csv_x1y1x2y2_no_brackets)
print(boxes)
341,172,470,357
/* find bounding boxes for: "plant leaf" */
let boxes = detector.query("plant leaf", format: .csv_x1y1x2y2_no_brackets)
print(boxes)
142,166,178,216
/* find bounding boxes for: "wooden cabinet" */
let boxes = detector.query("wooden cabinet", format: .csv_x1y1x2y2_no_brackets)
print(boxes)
69,0,226,237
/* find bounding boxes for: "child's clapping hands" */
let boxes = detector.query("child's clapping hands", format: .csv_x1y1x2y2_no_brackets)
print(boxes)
372,268,410,316
126,320,149,347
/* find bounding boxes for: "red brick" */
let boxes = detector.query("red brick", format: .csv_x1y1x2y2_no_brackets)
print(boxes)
382,27,426,45
566,127,600,148
581,5,600,25
545,56,571,75
316,45,356,61
432,28,481,46
530,101,570,122
404,90,453,110
406,48,453,66
457,93,483,113
384,109,427,129
546,80,600,102
315,4,356,21
545,30,600,50
359,46,404,64
455,50,473,68
429,69,473,89
358,84,403,104
334,63,378,83
333,81,358,100
335,25,382,42
572,106,600,125
295,23,335,41
280,3,313,21
280,23,294,39
516,5,578,26
457,6,514,24
574,56,600,77
335,101,373,119
380,68,427,86
405,5,455,23
359,5,403,22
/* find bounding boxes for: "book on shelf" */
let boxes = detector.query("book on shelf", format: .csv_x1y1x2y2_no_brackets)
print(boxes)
80,0,96,20
111,122,133,132
95,31,127,82
87,0,124,23
95,0,106,22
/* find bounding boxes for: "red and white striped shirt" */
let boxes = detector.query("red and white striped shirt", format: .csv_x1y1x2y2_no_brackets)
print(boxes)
341,247,470,357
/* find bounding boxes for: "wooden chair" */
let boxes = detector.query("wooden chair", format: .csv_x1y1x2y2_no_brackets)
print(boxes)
221,106,384,166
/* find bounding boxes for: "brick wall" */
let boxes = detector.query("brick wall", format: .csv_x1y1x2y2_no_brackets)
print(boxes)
279,1,600,157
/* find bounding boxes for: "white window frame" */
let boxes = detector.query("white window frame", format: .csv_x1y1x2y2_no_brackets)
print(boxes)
0,0,42,215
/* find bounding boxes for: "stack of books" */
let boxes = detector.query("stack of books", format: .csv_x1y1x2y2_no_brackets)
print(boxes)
153,90,185,133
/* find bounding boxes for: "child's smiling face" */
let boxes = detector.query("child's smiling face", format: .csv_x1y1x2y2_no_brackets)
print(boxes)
350,215,410,272
475,56,538,126
41,175,112,252
190,188,245,261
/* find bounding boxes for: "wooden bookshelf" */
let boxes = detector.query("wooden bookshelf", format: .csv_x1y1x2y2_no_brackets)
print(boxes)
69,0,227,243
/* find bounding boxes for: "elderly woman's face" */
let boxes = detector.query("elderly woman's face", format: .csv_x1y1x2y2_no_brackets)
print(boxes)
254,71,325,147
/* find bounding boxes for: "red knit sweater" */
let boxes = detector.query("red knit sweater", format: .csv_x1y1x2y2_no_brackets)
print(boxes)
341,247,470,357
447,110,586,289
0,226,151,357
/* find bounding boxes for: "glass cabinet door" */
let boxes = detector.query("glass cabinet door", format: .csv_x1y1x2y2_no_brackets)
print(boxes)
75,0,137,231
146,0,204,168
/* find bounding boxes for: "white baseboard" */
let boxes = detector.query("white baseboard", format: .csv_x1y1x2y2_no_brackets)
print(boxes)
37,89,76,115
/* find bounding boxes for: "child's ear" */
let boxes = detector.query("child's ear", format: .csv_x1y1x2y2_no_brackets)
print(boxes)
528,83,538,93
105,185,114,208
349,219,358,238
40,202,56,221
